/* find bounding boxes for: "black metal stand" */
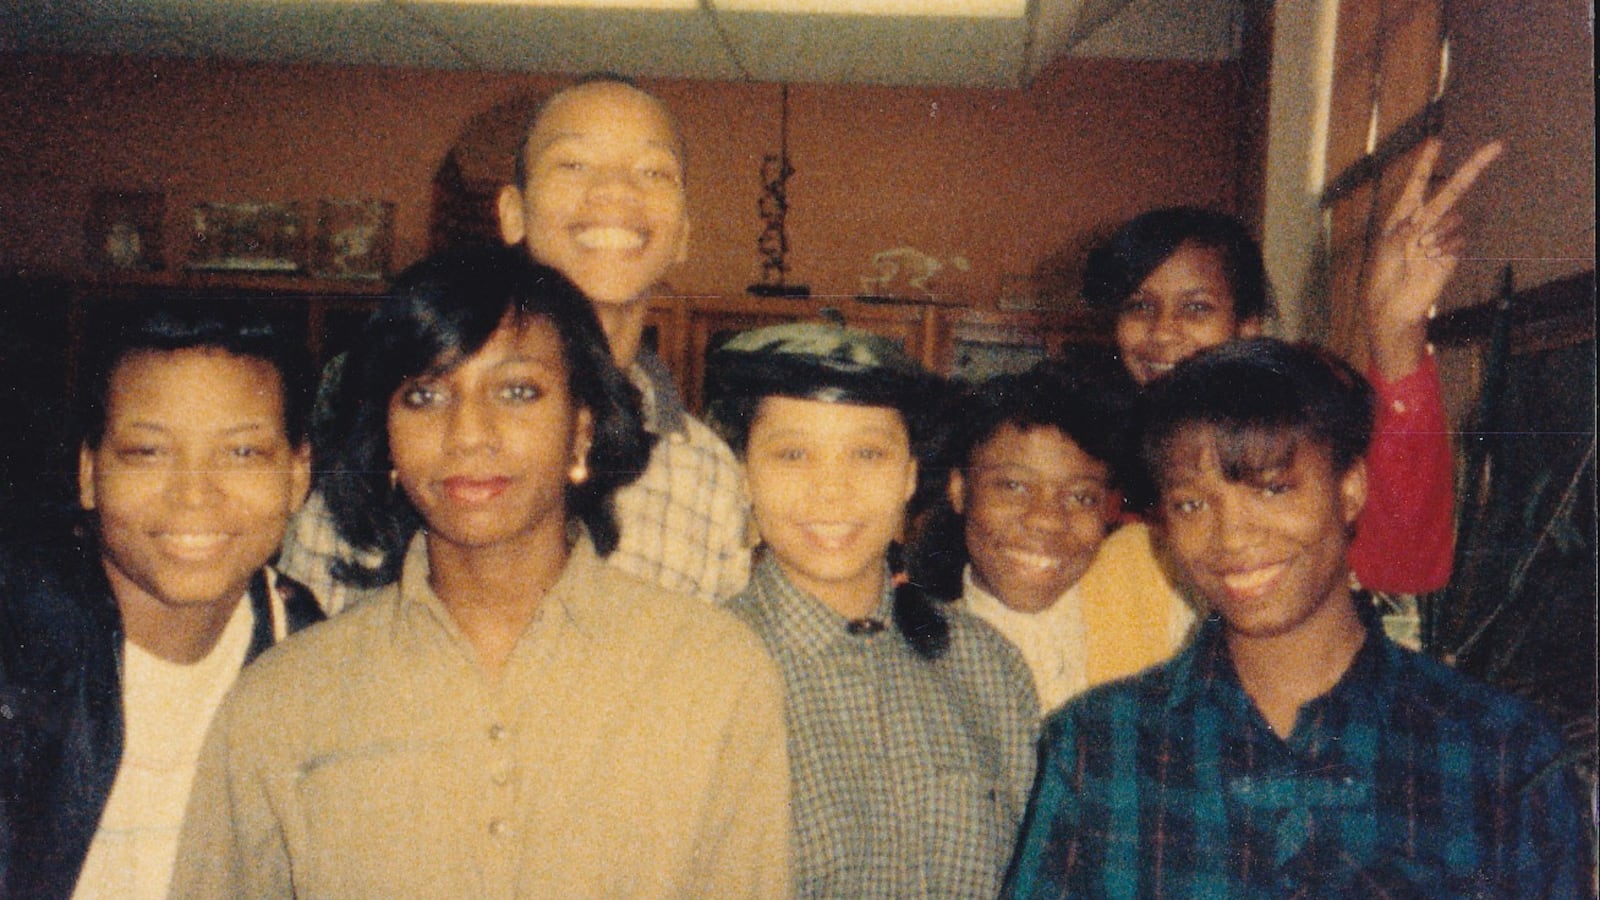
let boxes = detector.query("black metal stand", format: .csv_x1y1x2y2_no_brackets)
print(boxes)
748,84,809,299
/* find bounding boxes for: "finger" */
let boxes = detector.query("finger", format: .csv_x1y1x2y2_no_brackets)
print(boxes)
1387,139,1443,230
1424,233,1467,261
1418,212,1465,248
1417,140,1504,226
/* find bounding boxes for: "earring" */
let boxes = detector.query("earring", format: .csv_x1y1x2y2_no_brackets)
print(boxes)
388,469,399,491
569,460,589,484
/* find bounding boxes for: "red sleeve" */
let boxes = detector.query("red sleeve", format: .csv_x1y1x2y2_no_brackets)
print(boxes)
1348,353,1456,592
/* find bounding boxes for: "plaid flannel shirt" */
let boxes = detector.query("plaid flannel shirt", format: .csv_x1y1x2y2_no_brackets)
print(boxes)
606,350,750,602
1005,609,1593,899
727,555,1040,899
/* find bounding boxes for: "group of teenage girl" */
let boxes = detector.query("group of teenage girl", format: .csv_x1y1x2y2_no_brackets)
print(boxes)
1,74,1523,899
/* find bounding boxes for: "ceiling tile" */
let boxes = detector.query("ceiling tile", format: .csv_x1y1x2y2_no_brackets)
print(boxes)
401,5,741,78
715,11,1028,86
3,0,1238,87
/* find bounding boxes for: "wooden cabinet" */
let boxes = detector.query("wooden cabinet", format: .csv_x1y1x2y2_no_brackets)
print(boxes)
50,275,1103,414
61,271,385,391
648,295,946,412
945,307,1109,382
646,294,1102,412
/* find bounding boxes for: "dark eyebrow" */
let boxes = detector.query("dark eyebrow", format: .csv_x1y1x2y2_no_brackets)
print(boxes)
220,422,274,435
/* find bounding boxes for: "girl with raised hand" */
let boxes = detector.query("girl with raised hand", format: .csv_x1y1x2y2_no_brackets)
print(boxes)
1081,141,1502,612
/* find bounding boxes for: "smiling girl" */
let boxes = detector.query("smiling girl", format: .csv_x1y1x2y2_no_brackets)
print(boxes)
708,323,1038,899
1078,141,1502,619
910,357,1193,714
171,247,790,898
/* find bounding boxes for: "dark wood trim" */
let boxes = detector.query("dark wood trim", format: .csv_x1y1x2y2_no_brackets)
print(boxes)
1320,99,1445,209
1428,269,1595,353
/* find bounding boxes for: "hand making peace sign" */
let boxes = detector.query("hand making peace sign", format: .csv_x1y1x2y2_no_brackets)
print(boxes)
1365,138,1504,380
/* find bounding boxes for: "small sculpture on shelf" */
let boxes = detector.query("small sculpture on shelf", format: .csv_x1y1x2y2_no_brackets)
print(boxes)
857,247,969,303
86,189,165,272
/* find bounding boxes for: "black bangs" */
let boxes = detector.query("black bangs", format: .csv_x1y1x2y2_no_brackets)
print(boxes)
1158,424,1301,489
373,268,522,397
1081,207,1272,321
1135,338,1375,493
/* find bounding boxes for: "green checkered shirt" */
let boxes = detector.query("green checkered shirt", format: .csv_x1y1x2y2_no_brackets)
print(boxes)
728,554,1039,899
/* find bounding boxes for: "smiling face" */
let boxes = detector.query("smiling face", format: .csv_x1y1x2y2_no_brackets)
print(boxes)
951,423,1111,614
1115,242,1260,385
497,81,690,309
386,317,593,558
80,348,310,624
743,397,917,618
1158,426,1365,643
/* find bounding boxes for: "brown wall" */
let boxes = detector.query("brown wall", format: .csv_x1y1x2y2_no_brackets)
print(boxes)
1422,0,1594,422
0,53,1242,305
1438,0,1595,309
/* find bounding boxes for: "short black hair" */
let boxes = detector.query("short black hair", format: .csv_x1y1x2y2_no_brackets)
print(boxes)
1137,338,1374,495
909,351,1136,602
76,300,314,450
1082,207,1272,322
320,245,654,588
944,351,1134,479
510,73,686,189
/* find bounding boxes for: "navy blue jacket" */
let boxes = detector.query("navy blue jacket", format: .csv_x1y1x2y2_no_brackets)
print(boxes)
0,540,323,899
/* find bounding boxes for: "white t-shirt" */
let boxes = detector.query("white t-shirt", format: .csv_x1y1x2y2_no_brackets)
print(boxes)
71,596,254,900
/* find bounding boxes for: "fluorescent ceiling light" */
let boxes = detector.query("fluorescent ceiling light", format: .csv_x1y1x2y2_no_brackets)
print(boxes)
411,0,1025,15
714,0,1026,16
416,0,699,9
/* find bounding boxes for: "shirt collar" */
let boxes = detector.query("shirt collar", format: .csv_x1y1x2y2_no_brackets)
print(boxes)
960,564,1080,627
1165,600,1395,714
1162,614,1226,711
749,553,895,657
396,527,618,644
1304,603,1397,713
629,347,687,437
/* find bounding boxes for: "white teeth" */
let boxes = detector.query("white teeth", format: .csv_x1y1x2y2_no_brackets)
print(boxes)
1006,550,1061,571
801,523,856,547
1223,564,1284,594
161,533,229,551
574,226,645,250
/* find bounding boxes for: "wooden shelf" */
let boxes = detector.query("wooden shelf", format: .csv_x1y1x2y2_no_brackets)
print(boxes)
79,268,389,298
647,293,1105,413
40,275,1110,415
67,275,384,373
